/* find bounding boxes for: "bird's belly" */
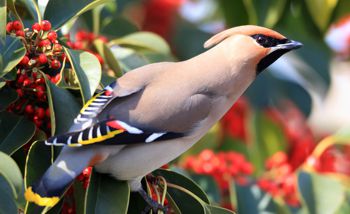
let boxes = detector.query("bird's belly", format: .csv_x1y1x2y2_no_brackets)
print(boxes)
94,135,199,181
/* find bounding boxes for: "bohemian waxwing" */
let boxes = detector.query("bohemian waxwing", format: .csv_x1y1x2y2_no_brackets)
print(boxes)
25,25,302,210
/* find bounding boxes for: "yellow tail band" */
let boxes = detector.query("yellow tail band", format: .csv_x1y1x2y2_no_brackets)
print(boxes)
24,187,60,207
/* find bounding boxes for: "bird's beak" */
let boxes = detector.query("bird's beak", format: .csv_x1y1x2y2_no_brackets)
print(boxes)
279,40,303,50
268,40,303,54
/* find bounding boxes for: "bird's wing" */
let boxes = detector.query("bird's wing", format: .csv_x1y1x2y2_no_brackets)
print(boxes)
45,119,184,147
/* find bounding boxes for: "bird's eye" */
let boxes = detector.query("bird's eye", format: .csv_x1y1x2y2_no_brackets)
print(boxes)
252,34,271,47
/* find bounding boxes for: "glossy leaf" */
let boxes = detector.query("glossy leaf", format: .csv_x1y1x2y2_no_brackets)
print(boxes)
153,169,210,204
110,46,149,72
65,48,102,104
109,32,170,54
0,151,24,204
44,0,111,29
0,36,26,77
0,112,35,155
101,16,138,38
94,39,122,77
305,0,338,31
218,0,250,27
0,86,18,111
0,175,18,213
264,0,287,28
234,183,281,214
24,141,53,213
189,174,221,204
248,111,287,174
298,171,346,214
20,0,41,21
205,205,234,214
44,74,81,135
85,170,130,214
0,0,6,40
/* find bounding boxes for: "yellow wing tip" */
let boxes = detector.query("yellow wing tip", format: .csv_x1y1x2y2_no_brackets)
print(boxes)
24,187,60,207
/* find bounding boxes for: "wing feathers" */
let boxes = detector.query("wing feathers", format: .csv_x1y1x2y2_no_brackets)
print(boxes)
45,119,184,147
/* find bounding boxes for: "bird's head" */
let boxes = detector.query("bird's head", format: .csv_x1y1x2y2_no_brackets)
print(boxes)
204,25,302,74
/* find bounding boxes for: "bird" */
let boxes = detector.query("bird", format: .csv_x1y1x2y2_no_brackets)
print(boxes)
24,25,302,210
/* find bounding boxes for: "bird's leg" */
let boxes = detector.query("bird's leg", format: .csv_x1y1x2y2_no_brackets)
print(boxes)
138,188,168,213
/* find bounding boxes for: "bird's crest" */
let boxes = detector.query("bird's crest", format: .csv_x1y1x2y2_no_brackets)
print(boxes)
204,25,286,49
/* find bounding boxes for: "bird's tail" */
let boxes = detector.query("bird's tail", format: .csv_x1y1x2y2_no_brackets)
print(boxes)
25,146,99,207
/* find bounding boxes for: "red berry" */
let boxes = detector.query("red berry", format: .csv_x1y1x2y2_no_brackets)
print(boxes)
25,105,34,115
12,20,23,31
35,107,45,119
41,20,51,31
53,43,62,52
17,74,27,84
38,54,48,64
39,39,51,47
50,59,61,69
32,23,41,31
19,56,29,66
32,72,38,79
16,89,24,97
6,22,13,33
35,77,45,84
45,108,51,117
51,73,61,83
47,31,57,42
75,31,88,41
15,30,25,37
33,116,43,127
23,78,31,87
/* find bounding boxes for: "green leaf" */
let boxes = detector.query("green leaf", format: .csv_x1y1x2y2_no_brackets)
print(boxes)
205,205,234,214
0,36,26,78
110,47,149,72
234,183,281,214
85,170,130,214
264,0,287,28
109,32,170,54
0,151,23,200
0,151,23,204
0,112,35,155
0,176,18,213
0,0,6,40
44,0,111,30
24,141,53,213
73,181,86,214
65,48,102,104
153,169,210,204
218,0,250,27
248,111,287,175
305,0,338,31
101,16,138,38
298,171,346,214
94,39,122,77
0,86,18,111
19,0,41,22
44,75,81,135
189,174,221,204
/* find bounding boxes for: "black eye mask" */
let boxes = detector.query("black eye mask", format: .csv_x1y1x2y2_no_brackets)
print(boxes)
251,34,289,48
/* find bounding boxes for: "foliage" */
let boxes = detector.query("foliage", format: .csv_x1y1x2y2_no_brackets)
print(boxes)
1,0,350,214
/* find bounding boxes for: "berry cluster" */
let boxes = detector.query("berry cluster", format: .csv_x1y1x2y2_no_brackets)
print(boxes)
265,103,316,170
257,152,300,207
66,30,107,65
6,20,65,132
182,149,254,190
221,97,249,142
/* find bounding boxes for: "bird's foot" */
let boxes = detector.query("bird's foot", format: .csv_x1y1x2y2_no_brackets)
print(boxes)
138,189,168,213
